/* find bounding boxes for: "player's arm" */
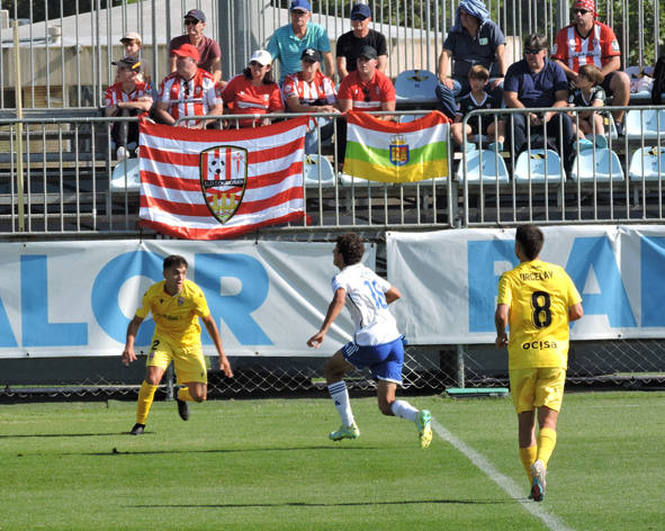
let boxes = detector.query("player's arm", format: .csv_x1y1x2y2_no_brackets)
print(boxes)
200,313,234,378
494,303,509,347
384,285,401,304
307,287,346,348
121,315,144,366
569,302,584,322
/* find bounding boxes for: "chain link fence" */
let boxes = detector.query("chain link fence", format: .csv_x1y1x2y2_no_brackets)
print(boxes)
1,338,663,402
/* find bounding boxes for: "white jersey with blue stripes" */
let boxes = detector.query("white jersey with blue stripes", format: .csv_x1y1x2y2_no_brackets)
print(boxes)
332,263,401,346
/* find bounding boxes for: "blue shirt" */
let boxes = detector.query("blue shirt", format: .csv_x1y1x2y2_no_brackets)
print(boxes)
504,59,568,108
266,22,331,82
443,20,506,79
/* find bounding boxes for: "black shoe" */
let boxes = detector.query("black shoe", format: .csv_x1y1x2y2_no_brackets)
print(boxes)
176,398,190,421
615,121,624,136
130,423,145,436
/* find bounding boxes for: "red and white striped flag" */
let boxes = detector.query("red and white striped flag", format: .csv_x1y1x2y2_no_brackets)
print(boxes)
138,118,309,239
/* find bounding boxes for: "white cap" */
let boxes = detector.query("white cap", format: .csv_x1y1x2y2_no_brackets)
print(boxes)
249,49,272,66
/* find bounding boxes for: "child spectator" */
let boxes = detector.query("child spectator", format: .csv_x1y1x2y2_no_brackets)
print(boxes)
450,65,504,151
568,63,607,148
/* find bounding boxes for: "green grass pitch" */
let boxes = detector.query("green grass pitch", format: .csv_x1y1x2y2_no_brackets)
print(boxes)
1,391,663,530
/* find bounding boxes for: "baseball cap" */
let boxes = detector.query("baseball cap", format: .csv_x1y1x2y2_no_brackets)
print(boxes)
249,49,273,66
301,47,321,63
120,32,142,45
171,43,201,62
111,56,141,70
290,0,311,12
184,9,206,22
350,3,371,20
358,45,378,60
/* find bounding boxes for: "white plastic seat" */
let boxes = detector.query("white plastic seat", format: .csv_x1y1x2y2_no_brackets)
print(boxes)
513,149,565,183
456,149,509,184
339,172,391,187
625,109,665,140
571,148,624,182
303,154,336,187
628,146,665,181
110,158,141,192
394,69,438,104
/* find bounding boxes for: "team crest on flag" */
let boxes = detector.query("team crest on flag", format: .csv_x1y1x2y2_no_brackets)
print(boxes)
200,146,248,224
389,134,409,166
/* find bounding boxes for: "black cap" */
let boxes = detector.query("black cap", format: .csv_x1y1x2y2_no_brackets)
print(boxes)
301,47,321,63
111,56,141,70
358,45,378,60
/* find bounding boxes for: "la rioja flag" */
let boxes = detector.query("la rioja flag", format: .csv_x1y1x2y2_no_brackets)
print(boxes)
138,118,308,239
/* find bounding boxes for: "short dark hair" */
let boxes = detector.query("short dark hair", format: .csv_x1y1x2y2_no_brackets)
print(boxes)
523,33,548,52
468,64,489,81
163,254,188,270
336,232,364,265
515,225,544,260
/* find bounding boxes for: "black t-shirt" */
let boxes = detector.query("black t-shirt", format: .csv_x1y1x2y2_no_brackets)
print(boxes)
335,29,388,73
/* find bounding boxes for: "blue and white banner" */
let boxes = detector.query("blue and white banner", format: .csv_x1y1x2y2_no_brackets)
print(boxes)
0,240,375,359
386,225,665,344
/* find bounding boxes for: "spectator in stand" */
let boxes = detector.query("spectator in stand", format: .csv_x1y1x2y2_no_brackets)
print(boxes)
336,45,396,164
221,50,284,129
119,32,151,87
104,56,153,160
435,0,506,121
568,64,607,146
168,10,223,86
552,0,630,133
336,3,388,81
283,47,339,153
504,34,575,172
266,0,334,84
155,44,223,129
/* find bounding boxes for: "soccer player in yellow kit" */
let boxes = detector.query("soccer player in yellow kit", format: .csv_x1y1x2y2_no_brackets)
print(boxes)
121,255,233,435
495,225,583,502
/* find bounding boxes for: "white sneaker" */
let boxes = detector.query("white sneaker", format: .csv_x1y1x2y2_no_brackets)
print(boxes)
116,146,129,160
530,459,547,502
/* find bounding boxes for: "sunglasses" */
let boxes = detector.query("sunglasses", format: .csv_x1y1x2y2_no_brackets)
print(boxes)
351,15,367,21
362,87,371,102
524,48,542,55
183,82,190,100
184,19,199,25
573,8,590,15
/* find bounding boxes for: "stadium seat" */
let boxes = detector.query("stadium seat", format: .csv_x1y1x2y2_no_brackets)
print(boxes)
110,158,141,192
339,172,391,186
628,146,665,181
455,148,509,184
303,154,336,187
394,69,438,104
513,149,565,183
625,109,665,140
571,148,624,182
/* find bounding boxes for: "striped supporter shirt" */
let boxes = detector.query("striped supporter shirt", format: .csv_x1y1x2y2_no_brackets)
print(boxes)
104,81,152,107
552,21,621,73
158,68,222,127
337,69,395,111
282,70,337,105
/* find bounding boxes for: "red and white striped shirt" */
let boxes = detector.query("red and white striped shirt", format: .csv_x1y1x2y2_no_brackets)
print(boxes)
104,81,152,107
338,69,395,111
282,70,337,105
158,69,222,127
552,21,621,73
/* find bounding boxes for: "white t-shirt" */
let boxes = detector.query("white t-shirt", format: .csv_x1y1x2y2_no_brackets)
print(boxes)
332,263,401,346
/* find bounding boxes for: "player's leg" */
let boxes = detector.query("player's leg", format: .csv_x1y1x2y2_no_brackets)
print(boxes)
172,346,208,421
510,368,539,485
325,347,359,440
131,338,172,434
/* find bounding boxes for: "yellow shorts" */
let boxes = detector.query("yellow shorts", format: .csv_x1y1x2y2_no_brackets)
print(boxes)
146,334,207,384
509,367,566,413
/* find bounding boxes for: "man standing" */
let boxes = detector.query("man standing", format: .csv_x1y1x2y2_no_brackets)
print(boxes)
504,34,575,172
552,0,630,131
266,0,334,84
122,255,234,436
155,44,223,129
168,9,223,85
336,3,388,81
495,225,583,501
436,0,506,120
307,233,432,448
104,56,153,159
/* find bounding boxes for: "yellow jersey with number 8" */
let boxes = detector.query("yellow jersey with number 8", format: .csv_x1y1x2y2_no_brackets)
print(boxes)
497,259,581,369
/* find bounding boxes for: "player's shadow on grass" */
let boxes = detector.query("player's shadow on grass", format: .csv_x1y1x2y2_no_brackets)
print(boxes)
73,445,381,457
0,432,128,439
133,499,507,509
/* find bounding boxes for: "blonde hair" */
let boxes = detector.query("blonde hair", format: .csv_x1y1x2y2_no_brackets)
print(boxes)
578,64,604,85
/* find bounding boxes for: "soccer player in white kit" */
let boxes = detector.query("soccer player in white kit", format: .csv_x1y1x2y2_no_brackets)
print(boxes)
307,232,432,448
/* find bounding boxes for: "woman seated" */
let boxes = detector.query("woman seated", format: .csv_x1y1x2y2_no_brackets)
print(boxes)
221,50,283,128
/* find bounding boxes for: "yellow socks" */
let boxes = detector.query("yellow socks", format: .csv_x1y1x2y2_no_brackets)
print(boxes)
177,387,194,402
537,427,557,467
136,381,158,425
520,446,538,480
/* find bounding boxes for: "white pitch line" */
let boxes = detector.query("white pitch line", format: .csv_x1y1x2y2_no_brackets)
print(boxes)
431,418,574,531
